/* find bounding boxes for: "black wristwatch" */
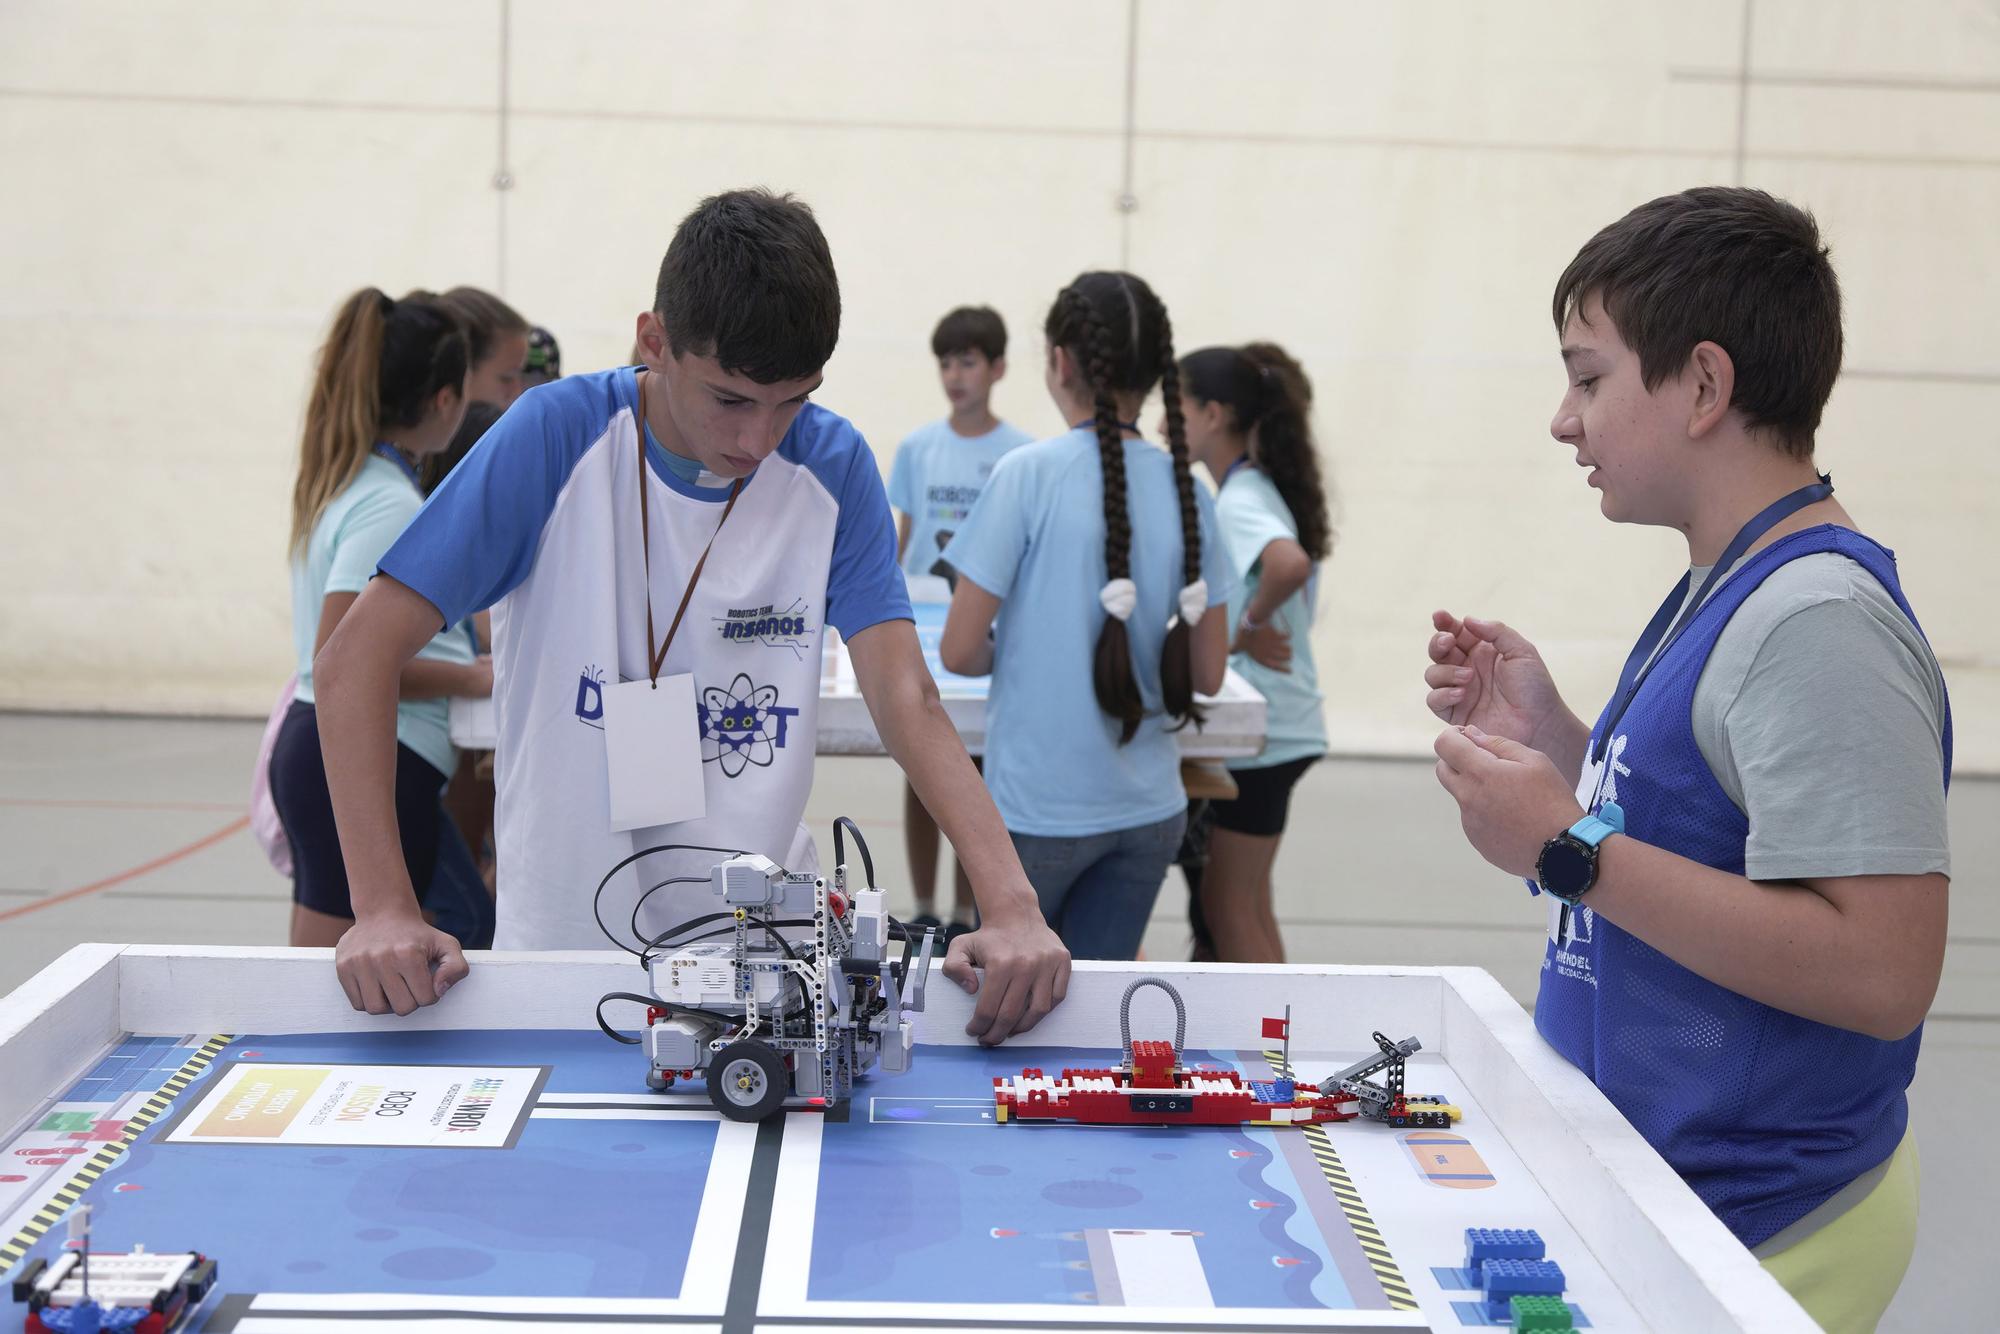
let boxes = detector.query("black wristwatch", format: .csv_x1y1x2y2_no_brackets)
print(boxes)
1534,803,1625,905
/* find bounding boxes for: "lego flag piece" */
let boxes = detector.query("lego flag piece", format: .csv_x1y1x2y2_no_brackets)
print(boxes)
1261,1016,1289,1041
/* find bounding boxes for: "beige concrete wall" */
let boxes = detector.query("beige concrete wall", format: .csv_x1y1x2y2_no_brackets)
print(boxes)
2,1,1994,767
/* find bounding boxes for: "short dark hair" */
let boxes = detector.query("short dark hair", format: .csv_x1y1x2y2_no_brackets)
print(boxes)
1552,186,1842,458
654,188,840,383
931,306,1007,361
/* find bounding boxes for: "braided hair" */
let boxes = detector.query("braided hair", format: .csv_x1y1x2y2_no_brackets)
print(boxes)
1044,272,1205,744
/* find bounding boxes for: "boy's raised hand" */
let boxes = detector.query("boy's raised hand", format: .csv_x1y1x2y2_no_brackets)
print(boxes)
1425,610,1581,764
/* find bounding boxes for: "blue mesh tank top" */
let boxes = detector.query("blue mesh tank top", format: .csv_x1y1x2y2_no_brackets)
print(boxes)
1534,525,1952,1247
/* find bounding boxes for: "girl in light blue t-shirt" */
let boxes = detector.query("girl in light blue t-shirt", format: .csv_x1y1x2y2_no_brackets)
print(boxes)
1174,343,1333,962
940,272,1233,960
271,288,494,951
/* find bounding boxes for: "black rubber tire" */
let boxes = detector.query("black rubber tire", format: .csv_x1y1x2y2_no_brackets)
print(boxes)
707,1039,788,1122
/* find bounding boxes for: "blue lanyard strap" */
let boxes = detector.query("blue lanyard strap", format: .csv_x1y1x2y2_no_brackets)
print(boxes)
1219,457,1250,487
373,442,420,486
1591,473,1833,763
1070,418,1143,434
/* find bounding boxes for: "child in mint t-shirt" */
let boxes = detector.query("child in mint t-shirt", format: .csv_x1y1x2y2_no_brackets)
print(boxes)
1174,342,1333,964
887,306,1032,940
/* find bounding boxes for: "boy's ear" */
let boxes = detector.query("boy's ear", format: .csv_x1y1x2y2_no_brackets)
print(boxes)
1686,340,1736,439
634,311,671,369
990,355,1007,382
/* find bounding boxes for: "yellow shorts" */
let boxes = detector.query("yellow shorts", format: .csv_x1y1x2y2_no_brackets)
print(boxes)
1758,1129,1920,1333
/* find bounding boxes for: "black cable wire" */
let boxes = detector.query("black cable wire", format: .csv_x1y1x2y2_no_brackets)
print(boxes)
590,843,749,955
647,918,812,964
594,991,741,1045
832,816,874,887
629,876,710,952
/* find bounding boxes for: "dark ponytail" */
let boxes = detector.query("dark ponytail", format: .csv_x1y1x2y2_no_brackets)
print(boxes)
1044,272,1204,744
1180,341,1332,561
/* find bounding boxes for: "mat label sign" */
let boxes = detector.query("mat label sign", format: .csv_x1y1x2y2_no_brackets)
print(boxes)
161,1062,548,1149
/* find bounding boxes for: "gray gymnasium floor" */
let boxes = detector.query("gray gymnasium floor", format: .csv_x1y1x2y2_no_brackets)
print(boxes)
0,712,1989,1331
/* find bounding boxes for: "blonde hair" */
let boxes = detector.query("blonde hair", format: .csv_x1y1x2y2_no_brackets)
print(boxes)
290,288,467,551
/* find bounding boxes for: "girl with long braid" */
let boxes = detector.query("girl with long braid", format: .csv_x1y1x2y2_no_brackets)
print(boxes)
939,272,1234,960
1174,342,1333,961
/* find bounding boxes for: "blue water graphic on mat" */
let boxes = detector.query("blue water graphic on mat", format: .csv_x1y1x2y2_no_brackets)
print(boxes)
809,1045,1359,1310
6,1032,708,1304
69,1036,204,1104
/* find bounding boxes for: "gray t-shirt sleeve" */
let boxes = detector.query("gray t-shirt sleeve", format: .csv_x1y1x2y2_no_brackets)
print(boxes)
1692,556,1950,881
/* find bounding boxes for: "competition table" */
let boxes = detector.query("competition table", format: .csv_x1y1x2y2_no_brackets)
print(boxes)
0,946,1817,1333
448,596,1270,758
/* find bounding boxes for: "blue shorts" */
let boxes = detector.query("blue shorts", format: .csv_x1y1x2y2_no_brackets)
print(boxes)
267,699,490,946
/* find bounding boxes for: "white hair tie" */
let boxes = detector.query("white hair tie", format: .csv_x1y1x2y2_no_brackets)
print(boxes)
1177,580,1209,627
1099,578,1138,622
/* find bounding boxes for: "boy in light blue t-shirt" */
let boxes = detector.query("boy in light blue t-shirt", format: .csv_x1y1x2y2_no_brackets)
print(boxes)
887,306,1033,939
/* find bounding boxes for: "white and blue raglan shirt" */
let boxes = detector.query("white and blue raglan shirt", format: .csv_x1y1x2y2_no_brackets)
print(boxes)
378,367,910,950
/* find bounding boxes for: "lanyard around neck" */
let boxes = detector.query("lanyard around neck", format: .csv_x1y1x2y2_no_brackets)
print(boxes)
1591,473,1833,763
1219,457,1250,487
373,442,420,486
1071,418,1142,435
636,372,743,687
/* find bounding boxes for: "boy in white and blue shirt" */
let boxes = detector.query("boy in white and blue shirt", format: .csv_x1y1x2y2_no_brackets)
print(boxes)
887,306,1033,937
313,191,1068,1044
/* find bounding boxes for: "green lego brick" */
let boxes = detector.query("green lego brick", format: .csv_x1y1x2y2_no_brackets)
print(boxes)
1510,1293,1574,1332
35,1112,94,1133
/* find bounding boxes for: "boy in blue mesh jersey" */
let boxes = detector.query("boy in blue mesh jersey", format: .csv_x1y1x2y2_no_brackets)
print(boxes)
1428,187,1949,1332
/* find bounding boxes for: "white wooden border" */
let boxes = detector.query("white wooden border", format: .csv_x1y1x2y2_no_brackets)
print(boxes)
0,946,1816,1332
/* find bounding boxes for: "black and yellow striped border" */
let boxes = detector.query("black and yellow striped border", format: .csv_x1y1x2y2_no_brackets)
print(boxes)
0,1034,233,1272
1262,1048,1418,1312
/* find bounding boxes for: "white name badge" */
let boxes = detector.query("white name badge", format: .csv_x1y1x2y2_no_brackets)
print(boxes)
600,673,707,833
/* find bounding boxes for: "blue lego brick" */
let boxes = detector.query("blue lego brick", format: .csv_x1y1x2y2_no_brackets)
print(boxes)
1481,1258,1566,1321
1250,1079,1297,1103
1465,1227,1545,1269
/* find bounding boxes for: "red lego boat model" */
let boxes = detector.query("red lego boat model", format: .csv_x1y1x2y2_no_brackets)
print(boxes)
992,978,1461,1131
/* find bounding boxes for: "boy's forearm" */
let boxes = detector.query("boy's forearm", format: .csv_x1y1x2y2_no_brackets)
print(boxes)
314,638,424,923
1588,837,1936,1039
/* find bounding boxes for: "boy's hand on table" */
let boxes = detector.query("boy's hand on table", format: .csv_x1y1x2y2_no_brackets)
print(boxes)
1433,724,1584,879
335,910,470,1015
942,904,1071,1046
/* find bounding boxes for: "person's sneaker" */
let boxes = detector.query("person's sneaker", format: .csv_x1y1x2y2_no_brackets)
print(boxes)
907,912,944,939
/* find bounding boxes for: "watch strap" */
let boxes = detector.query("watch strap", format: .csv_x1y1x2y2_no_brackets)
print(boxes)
1566,800,1625,849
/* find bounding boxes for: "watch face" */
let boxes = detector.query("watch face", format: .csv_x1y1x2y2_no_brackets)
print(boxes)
1537,836,1596,902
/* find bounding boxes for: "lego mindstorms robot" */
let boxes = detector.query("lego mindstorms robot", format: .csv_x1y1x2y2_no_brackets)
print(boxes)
594,818,937,1123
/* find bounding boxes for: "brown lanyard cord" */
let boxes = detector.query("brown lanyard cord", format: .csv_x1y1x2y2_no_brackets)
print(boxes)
637,372,744,687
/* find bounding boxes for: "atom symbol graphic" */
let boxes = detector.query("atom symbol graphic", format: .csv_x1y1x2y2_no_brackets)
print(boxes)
700,673,793,776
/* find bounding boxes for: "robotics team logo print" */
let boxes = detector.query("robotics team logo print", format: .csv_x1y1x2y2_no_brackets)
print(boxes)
575,665,607,730
713,599,815,660
699,673,801,777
